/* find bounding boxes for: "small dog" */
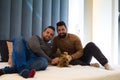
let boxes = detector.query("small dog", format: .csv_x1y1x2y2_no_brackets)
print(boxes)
57,52,69,67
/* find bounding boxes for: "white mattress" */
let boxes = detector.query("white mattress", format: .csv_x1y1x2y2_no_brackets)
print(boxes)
0,62,120,80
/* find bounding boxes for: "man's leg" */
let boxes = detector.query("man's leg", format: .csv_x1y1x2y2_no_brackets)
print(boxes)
0,37,26,76
0,37,36,78
79,42,111,69
82,42,108,65
69,59,87,65
12,37,29,72
27,54,48,71
0,67,17,76
12,37,36,78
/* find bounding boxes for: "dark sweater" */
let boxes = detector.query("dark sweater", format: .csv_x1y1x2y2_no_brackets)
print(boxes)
26,35,52,62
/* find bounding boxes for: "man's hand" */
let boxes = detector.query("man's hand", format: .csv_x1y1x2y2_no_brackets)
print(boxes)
51,57,59,65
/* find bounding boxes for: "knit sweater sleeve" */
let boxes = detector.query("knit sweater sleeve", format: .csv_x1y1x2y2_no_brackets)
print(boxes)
27,35,51,62
70,35,83,60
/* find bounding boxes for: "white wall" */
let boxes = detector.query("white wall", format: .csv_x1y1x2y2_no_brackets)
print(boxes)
83,0,93,46
92,0,118,64
69,0,118,65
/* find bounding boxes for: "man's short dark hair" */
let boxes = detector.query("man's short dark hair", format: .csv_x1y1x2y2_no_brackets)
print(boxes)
56,21,67,29
44,26,55,32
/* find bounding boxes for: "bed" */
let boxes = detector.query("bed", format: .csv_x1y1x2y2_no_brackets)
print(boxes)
0,62,120,80
1,40,120,80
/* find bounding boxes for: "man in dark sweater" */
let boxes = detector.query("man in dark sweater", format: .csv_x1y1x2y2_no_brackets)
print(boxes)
51,21,111,70
0,26,55,78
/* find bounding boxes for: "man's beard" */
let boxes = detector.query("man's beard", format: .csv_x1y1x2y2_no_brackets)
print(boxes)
58,33,66,38
43,37,49,42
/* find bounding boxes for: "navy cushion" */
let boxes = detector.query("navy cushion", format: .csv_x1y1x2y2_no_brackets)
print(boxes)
0,40,9,62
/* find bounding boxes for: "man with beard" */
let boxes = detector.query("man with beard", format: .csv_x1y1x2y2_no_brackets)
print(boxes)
0,26,55,78
51,21,111,70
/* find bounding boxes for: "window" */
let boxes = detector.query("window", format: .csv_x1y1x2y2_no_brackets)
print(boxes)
68,0,118,65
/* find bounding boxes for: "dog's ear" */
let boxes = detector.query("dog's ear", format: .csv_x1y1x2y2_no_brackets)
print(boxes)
63,52,68,55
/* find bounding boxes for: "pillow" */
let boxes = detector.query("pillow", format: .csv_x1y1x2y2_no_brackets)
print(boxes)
0,40,9,62
7,41,13,66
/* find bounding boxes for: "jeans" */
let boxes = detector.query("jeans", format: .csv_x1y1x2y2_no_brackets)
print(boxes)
70,42,108,66
4,37,48,74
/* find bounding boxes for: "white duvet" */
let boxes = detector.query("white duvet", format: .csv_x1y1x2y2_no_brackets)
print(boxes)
0,62,120,80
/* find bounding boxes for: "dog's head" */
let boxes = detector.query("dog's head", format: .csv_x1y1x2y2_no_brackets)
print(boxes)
57,52,69,67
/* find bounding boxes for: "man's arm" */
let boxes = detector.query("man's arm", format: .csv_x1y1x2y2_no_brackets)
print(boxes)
27,35,51,62
70,36,83,60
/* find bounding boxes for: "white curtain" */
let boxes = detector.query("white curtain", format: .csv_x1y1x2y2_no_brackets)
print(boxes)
68,0,118,65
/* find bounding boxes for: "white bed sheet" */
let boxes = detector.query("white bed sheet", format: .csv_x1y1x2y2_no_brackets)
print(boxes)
0,62,120,80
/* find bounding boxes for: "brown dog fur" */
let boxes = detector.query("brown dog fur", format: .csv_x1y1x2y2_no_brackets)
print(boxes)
57,52,69,67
